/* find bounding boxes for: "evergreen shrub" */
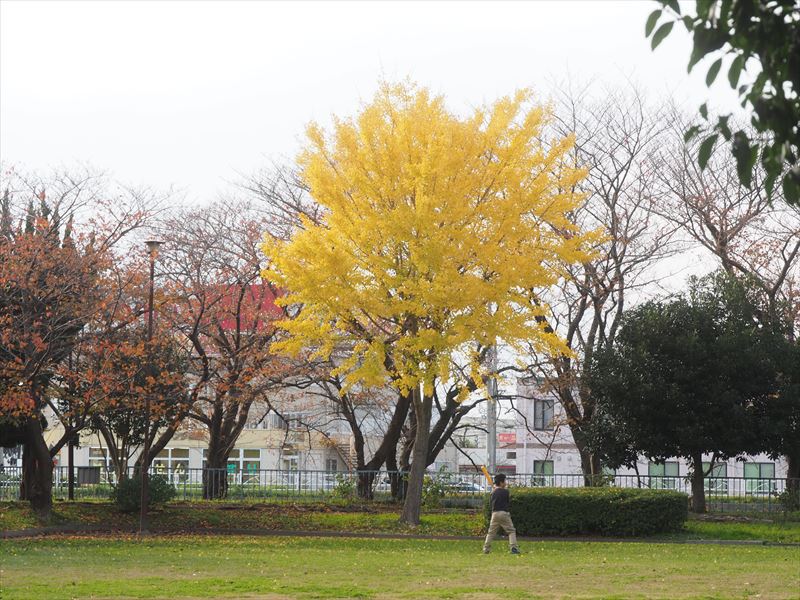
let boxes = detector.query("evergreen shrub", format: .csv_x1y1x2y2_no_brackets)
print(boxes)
483,487,688,536
111,474,177,513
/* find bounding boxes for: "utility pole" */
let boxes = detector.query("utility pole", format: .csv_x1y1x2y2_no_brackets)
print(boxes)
486,343,497,476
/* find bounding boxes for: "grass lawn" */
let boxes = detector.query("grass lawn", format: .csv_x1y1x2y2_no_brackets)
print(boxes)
1,535,798,600
681,518,800,544
0,502,485,537
3,501,800,542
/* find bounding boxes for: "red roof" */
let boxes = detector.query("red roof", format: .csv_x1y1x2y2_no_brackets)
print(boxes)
212,283,283,332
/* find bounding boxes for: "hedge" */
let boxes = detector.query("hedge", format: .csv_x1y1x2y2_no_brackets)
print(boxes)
483,487,688,537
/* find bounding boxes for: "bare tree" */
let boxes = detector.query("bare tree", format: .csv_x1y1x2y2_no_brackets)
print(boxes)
156,199,286,498
523,83,679,483
240,163,322,239
656,118,800,338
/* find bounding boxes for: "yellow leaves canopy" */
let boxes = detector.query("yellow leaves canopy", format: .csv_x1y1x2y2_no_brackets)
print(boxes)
263,82,598,394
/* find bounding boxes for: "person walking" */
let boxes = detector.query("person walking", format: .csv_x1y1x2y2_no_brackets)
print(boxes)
483,473,520,554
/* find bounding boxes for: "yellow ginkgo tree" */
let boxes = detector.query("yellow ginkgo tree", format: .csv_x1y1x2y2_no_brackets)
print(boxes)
263,81,598,524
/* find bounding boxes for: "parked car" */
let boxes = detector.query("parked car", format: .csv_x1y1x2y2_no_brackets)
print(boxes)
374,477,393,492
445,481,487,494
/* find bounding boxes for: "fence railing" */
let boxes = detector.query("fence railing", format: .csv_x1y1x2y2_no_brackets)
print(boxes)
0,465,796,513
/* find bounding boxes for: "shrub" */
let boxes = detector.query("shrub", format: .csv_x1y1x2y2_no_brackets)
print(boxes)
778,488,800,512
422,467,453,508
332,474,356,499
111,475,177,513
421,474,445,508
483,487,688,537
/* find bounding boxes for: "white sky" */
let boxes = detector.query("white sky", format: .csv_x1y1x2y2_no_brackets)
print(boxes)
1,0,743,202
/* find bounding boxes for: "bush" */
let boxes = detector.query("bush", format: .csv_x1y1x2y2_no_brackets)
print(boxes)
332,474,356,499
483,487,688,537
111,475,177,513
422,467,453,508
779,488,800,512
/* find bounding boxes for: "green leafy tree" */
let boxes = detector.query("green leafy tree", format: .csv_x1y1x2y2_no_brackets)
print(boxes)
589,273,787,512
646,0,800,203
750,340,800,493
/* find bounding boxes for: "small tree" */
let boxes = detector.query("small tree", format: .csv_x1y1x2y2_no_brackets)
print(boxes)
264,82,596,525
589,273,786,512
84,328,190,483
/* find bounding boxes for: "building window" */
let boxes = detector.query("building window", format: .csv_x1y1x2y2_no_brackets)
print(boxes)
457,434,479,448
1,446,22,467
506,451,517,459
153,448,189,483
269,412,288,429
281,454,299,486
533,399,554,430
702,462,728,494
325,458,338,472
498,464,517,475
744,462,776,495
231,449,261,477
245,413,270,430
648,461,679,490
88,447,111,469
532,460,554,486
88,447,114,482
269,411,306,430
202,448,261,482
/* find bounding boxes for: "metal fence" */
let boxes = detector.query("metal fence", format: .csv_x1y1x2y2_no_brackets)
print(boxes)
0,465,796,513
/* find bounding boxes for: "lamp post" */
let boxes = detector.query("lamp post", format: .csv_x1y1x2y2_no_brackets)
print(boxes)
139,239,162,534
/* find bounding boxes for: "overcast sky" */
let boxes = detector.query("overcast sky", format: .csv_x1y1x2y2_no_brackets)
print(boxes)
1,0,741,201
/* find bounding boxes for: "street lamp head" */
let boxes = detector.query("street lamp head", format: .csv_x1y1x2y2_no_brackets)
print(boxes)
145,240,163,256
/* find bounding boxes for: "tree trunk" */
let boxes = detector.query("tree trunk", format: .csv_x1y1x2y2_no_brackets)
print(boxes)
786,452,799,496
114,457,129,485
690,454,706,513
395,403,415,501
350,390,411,500
356,469,376,500
20,416,53,520
399,389,432,526
203,444,231,499
392,469,409,501
385,444,405,501
67,438,75,501
572,430,602,486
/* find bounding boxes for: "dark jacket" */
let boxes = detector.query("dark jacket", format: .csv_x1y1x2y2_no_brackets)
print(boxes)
490,487,511,512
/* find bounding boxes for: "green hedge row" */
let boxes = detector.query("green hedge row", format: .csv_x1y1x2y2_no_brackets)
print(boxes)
483,487,688,537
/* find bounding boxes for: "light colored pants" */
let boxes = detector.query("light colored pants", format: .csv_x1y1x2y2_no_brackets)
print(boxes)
483,510,518,552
